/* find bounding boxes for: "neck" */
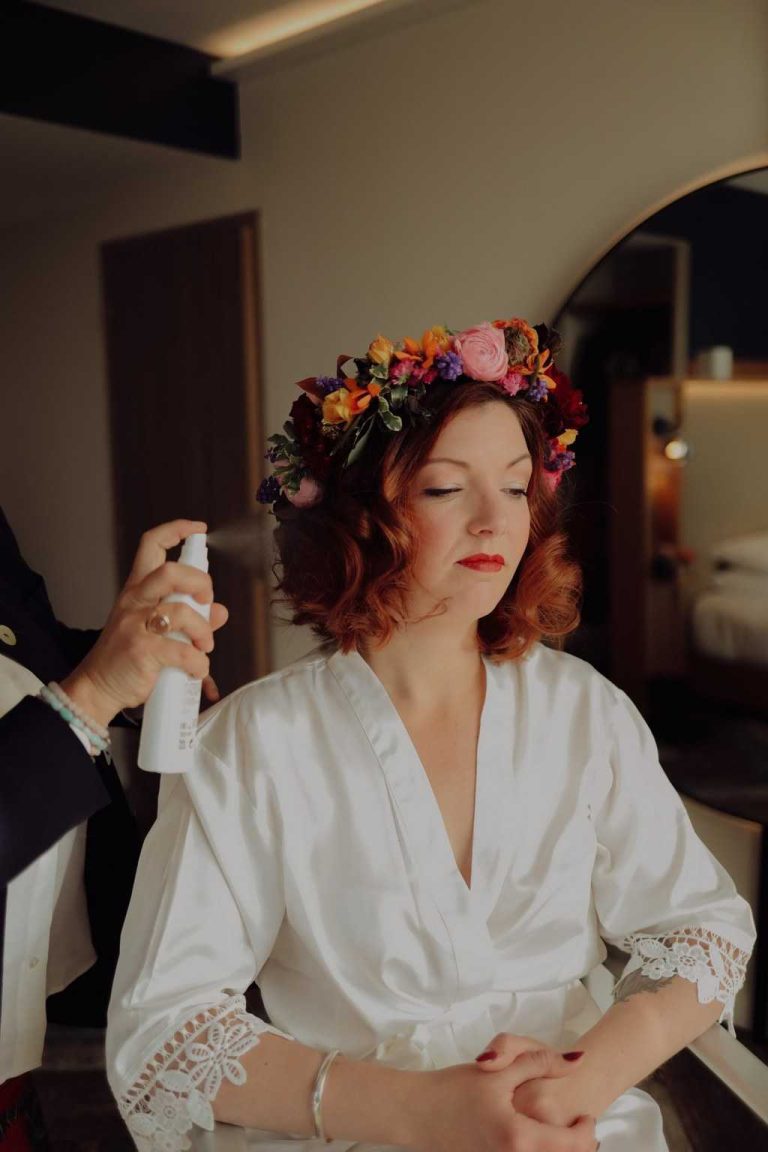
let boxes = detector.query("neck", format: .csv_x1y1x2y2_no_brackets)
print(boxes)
359,619,485,710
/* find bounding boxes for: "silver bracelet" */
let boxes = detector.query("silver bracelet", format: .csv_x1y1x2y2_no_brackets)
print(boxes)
311,1048,340,1144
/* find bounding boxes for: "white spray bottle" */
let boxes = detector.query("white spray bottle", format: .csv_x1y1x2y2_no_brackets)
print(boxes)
138,533,211,773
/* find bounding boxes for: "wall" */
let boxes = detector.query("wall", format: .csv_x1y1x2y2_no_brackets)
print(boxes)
2,0,767,670
681,381,768,596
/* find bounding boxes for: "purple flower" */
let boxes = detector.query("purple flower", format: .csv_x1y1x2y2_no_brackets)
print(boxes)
256,475,282,504
315,376,344,396
544,445,576,473
436,351,463,381
525,377,549,402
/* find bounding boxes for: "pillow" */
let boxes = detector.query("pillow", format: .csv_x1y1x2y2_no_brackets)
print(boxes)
711,530,768,575
712,567,768,596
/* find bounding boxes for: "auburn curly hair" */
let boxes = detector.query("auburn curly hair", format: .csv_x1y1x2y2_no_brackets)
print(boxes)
272,381,581,660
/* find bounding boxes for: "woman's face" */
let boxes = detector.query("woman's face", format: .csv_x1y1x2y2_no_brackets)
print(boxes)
406,402,533,624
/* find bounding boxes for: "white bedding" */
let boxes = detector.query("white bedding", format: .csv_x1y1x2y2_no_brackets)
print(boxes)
712,530,768,575
692,587,768,665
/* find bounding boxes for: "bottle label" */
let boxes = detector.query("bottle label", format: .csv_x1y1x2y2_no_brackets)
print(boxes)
178,675,203,751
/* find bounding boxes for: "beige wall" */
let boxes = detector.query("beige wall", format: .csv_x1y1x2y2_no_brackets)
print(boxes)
681,381,768,597
2,0,768,670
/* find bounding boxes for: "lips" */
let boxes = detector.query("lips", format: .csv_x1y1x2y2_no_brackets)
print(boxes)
458,554,505,571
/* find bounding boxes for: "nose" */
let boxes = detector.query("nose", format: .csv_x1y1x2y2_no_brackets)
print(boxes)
467,489,507,537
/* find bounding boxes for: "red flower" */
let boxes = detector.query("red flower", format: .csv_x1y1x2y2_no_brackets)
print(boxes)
548,368,589,431
289,394,333,480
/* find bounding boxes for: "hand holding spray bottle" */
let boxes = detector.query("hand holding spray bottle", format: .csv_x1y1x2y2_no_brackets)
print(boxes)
138,532,211,774
137,516,274,773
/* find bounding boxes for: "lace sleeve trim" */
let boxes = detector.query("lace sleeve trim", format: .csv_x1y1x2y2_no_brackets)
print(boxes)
615,927,750,1036
116,994,279,1152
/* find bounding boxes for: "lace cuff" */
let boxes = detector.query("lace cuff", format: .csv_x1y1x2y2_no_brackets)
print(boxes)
614,928,750,1036
116,994,283,1152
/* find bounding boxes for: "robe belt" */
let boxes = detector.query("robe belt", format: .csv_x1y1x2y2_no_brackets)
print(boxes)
367,992,503,1070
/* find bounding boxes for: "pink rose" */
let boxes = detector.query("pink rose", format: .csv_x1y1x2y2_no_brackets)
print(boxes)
499,370,526,396
454,322,508,382
286,475,324,507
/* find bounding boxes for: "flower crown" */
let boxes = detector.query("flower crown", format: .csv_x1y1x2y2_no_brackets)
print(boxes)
257,317,588,509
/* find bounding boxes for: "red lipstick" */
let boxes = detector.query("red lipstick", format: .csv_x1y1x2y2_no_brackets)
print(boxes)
458,554,505,572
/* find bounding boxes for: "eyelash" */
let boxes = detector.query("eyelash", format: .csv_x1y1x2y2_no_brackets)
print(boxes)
423,487,528,499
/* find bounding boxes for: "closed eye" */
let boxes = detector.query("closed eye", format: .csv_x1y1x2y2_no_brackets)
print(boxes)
423,487,528,498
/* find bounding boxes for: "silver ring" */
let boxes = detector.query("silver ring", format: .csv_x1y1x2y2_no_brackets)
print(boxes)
146,612,172,636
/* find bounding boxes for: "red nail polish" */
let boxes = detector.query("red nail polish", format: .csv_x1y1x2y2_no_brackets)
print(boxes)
563,1050,585,1061
475,1050,497,1062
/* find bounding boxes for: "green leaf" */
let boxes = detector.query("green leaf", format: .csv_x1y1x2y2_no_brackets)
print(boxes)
379,408,403,432
388,385,407,408
369,362,389,381
346,419,375,466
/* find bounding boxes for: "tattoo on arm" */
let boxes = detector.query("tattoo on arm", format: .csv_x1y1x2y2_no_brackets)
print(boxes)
614,971,676,1003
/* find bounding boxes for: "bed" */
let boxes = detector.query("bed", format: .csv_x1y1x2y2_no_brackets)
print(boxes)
688,531,768,715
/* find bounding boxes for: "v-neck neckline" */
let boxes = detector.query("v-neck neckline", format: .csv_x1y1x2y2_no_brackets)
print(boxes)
328,647,496,899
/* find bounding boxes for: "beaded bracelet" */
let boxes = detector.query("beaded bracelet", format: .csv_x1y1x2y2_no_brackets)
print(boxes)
47,680,111,741
39,683,111,757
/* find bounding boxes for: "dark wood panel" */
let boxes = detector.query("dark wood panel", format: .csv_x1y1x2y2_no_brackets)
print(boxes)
1,1,238,157
101,212,269,696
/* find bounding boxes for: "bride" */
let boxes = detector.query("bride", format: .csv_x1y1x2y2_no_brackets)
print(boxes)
106,317,754,1152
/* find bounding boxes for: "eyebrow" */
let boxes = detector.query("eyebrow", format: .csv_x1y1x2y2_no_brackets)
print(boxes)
423,453,532,469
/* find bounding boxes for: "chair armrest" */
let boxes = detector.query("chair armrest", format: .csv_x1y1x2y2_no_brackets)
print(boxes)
688,1022,768,1124
191,1122,249,1151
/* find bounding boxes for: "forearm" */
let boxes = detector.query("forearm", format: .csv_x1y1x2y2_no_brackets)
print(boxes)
214,1033,421,1146
564,974,722,1116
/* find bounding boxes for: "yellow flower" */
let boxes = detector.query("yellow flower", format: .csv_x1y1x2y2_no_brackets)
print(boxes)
322,383,381,427
368,335,394,367
558,429,578,447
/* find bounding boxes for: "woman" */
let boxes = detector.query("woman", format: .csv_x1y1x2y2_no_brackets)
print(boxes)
106,319,754,1152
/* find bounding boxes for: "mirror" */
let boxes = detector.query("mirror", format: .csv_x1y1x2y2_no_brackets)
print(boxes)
556,169,768,1042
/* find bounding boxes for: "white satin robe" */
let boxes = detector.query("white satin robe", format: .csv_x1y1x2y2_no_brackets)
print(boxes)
106,644,755,1152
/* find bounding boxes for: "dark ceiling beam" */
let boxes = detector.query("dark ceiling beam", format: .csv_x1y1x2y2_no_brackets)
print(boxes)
0,1,240,159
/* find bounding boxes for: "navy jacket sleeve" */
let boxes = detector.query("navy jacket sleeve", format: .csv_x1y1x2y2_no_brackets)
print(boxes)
0,507,113,885
0,695,111,886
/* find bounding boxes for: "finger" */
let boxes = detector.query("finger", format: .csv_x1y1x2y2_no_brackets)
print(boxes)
506,1047,586,1089
210,602,229,632
202,675,221,703
126,520,208,586
153,636,210,681
145,603,216,651
127,562,214,610
511,1111,596,1152
475,1033,547,1071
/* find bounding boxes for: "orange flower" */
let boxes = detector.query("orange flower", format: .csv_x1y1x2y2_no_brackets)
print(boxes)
394,326,452,371
322,382,381,427
494,318,540,373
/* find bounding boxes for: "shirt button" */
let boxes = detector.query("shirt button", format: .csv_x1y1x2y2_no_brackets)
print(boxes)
0,625,17,646
29,956,40,969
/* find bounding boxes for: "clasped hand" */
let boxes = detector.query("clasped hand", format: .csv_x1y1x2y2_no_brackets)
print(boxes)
414,1032,597,1152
